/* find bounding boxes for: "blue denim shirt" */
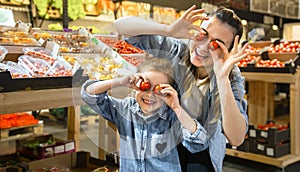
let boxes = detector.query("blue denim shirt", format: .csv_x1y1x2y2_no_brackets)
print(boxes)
125,35,248,172
81,80,208,172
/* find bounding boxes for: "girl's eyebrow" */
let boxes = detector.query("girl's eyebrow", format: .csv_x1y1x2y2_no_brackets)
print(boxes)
202,28,226,45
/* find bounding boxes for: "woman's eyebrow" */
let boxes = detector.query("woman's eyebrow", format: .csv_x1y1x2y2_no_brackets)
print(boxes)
201,28,208,35
215,39,225,45
201,28,226,46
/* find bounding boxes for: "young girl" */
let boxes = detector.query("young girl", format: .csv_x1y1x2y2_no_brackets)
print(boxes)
81,57,208,172
114,5,249,172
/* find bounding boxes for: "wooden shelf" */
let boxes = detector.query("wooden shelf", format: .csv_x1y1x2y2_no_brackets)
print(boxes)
228,69,300,169
0,87,85,150
226,149,300,168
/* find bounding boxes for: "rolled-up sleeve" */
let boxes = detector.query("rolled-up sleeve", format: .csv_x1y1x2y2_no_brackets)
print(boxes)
81,80,126,124
182,119,209,153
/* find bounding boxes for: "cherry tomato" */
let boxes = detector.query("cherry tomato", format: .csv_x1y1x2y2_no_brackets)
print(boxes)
209,41,219,51
153,85,164,96
140,81,151,91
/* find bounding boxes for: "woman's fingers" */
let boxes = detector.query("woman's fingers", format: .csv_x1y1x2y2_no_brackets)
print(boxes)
181,5,197,20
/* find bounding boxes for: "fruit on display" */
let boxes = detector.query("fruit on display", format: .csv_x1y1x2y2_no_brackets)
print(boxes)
268,41,299,53
76,55,123,80
237,55,260,67
257,121,289,131
34,0,86,20
255,59,285,68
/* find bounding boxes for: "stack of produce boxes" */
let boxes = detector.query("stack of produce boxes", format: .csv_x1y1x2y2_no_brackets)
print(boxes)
240,120,290,158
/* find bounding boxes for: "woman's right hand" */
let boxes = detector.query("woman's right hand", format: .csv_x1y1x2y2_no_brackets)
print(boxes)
167,5,209,40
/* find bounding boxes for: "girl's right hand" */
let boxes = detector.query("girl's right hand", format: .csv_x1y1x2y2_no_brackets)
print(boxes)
167,5,209,40
124,73,148,90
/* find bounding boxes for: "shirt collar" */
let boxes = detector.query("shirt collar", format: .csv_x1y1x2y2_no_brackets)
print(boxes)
130,102,168,122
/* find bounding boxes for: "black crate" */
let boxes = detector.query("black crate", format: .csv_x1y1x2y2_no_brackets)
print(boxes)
249,140,266,155
265,142,290,158
256,127,290,146
237,139,249,152
0,69,88,92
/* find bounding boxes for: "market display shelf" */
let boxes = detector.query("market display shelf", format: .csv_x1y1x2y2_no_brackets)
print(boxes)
0,68,88,92
226,148,300,168
239,65,297,74
0,123,43,142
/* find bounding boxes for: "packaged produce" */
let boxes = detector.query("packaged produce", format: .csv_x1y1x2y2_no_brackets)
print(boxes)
45,57,73,77
0,45,8,62
18,55,51,77
0,62,30,78
23,47,57,63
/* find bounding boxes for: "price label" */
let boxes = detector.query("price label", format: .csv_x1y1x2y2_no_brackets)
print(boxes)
0,8,15,27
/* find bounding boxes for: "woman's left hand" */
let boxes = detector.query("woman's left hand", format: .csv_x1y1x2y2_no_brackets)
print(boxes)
209,36,249,79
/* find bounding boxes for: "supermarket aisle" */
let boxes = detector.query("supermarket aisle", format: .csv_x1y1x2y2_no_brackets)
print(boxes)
43,121,299,172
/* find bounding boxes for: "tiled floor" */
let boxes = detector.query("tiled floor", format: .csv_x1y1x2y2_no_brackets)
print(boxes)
44,120,299,172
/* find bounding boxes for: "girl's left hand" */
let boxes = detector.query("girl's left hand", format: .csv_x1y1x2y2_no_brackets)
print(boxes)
209,36,249,79
156,84,181,110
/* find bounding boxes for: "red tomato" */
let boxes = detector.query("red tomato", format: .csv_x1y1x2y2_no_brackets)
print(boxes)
153,85,164,96
140,81,151,91
209,41,219,51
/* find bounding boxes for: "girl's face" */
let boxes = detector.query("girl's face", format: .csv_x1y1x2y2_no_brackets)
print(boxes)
135,70,169,116
190,17,236,69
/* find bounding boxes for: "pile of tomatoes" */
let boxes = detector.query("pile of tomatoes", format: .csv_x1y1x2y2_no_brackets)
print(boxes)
257,121,289,131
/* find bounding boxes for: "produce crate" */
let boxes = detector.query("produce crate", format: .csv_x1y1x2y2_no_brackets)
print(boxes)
239,63,297,73
237,138,250,152
265,142,290,158
16,133,75,160
0,122,43,139
249,139,266,155
0,68,88,92
256,127,290,146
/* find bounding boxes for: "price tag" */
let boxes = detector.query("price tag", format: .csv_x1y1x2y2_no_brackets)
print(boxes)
0,8,15,27
257,144,265,151
260,131,268,138
54,145,65,154
266,147,274,156
65,142,75,151
249,129,256,137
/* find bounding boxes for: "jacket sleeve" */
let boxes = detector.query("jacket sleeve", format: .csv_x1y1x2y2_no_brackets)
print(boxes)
81,80,130,125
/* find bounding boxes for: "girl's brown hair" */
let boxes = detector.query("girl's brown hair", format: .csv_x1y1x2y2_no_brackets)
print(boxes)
137,57,175,86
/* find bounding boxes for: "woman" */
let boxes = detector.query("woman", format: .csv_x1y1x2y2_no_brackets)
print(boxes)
114,5,248,172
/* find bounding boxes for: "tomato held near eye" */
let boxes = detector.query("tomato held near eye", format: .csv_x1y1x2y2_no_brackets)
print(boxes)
140,81,151,91
209,41,219,51
153,85,164,96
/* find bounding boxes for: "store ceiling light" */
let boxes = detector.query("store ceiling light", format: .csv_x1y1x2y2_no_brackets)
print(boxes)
272,25,278,31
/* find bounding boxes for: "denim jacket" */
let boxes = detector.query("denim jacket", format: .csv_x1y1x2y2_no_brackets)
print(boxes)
126,35,248,172
81,80,208,172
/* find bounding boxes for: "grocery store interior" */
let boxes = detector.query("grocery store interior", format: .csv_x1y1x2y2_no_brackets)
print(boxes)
0,0,300,171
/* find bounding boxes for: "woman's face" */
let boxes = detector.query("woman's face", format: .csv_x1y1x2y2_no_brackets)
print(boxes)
190,17,236,69
135,70,169,116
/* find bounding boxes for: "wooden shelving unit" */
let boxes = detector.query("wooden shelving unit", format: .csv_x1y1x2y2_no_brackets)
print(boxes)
225,70,300,169
0,87,84,150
